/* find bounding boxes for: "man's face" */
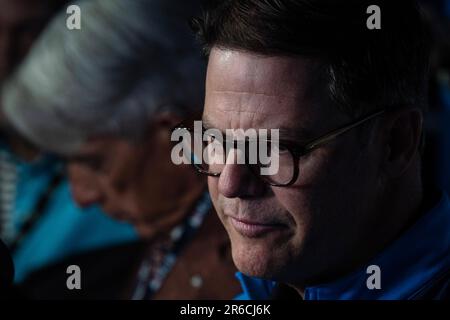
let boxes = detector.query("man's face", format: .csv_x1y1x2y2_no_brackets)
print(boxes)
204,48,384,285
0,0,60,83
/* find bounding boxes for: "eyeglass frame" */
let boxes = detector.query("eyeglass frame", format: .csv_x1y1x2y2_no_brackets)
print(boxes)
172,108,387,187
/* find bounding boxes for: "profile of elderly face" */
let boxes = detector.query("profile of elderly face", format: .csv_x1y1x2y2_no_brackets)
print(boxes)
0,0,206,238
67,114,205,237
204,48,422,286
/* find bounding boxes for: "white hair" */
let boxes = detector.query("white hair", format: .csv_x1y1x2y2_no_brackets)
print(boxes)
1,0,205,154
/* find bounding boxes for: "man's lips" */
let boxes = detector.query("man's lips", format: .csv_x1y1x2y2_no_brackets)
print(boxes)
227,216,287,238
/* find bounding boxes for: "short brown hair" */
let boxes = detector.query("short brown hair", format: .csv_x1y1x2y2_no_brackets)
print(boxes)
192,0,432,117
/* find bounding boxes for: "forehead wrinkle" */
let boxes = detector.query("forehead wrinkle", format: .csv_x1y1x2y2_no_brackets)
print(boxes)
203,110,257,131
208,48,322,103
210,89,300,101
208,89,297,118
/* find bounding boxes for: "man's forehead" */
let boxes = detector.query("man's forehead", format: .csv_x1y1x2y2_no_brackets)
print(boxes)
203,49,347,139
206,48,322,99
0,0,59,25
204,48,331,135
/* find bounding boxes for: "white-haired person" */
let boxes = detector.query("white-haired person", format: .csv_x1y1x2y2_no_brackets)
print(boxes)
0,0,139,298
1,0,239,299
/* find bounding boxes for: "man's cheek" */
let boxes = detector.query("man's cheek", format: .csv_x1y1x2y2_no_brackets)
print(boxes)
273,188,315,229
273,188,307,212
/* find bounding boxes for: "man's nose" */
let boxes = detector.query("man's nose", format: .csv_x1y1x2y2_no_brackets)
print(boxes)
218,150,266,198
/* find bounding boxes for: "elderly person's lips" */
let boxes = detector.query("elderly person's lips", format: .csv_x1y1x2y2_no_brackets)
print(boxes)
228,216,287,238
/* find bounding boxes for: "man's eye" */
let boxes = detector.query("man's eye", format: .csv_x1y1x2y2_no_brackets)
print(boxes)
267,144,289,156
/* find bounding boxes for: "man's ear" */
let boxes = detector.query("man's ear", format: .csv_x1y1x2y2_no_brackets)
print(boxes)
381,108,423,178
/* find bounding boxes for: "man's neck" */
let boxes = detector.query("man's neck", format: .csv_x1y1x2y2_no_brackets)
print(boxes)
289,175,426,294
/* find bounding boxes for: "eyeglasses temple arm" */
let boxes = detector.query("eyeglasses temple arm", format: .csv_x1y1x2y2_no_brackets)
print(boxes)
302,109,386,153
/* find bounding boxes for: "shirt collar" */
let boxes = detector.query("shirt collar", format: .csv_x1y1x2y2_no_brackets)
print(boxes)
305,192,450,300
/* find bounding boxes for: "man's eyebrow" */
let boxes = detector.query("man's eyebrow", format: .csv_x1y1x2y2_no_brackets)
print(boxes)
201,117,315,141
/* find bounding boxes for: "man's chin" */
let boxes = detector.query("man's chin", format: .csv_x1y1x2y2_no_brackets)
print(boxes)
230,238,286,279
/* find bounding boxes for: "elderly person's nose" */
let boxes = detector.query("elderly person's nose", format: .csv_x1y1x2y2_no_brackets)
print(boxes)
71,181,103,208
68,165,104,207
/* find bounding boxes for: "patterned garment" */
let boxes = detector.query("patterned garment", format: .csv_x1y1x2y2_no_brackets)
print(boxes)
131,192,211,300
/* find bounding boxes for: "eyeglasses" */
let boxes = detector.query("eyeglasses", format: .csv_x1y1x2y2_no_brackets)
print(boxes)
172,109,386,187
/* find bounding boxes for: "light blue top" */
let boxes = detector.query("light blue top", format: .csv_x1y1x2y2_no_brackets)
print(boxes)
0,144,138,282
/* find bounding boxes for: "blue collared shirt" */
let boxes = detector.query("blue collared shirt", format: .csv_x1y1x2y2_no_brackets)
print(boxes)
236,192,450,300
